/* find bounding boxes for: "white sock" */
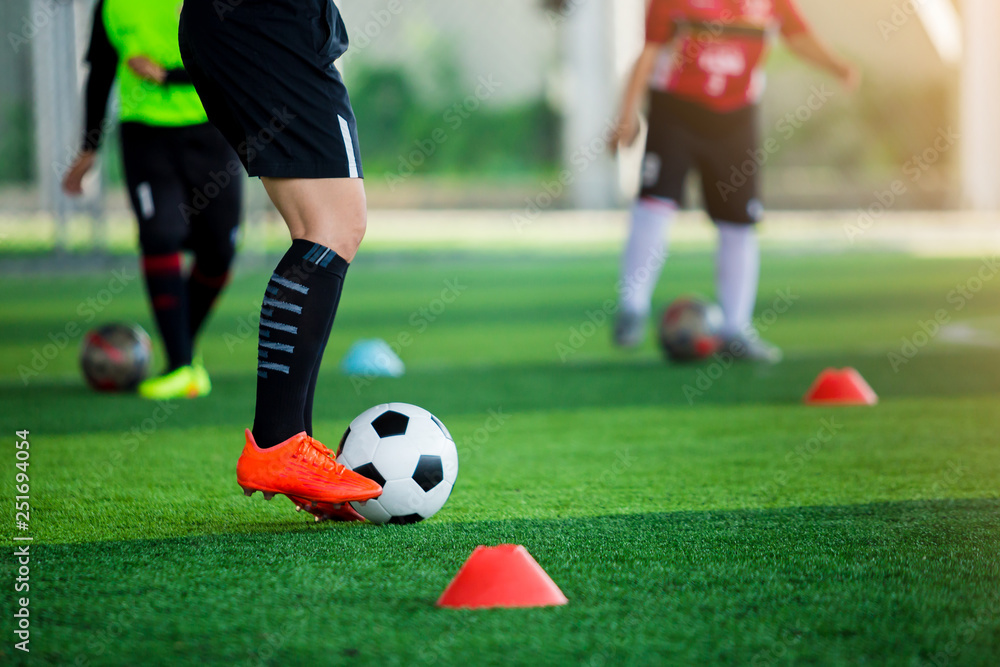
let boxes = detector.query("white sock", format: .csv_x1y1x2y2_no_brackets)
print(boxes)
716,221,760,338
619,198,674,316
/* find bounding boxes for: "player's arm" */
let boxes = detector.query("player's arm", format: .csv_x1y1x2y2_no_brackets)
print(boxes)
613,0,674,149
613,44,662,149
778,0,859,90
127,56,165,83
126,57,190,85
63,0,117,195
107,10,188,85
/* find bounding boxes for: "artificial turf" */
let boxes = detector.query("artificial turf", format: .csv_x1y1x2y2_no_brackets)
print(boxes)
2,246,1000,665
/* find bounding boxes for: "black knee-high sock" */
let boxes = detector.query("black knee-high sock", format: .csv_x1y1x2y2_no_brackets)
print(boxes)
185,174,240,346
187,262,232,343
252,240,349,448
302,305,337,436
142,252,192,372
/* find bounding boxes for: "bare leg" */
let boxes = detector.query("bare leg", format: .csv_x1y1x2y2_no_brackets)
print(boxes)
261,177,367,260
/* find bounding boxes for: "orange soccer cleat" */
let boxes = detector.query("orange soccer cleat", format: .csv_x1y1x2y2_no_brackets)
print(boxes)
237,429,382,505
286,495,368,523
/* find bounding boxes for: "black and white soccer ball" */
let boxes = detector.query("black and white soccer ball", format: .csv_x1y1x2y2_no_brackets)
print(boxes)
658,297,724,362
80,323,152,391
336,403,458,524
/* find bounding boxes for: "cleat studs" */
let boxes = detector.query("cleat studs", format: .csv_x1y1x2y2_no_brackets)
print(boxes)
263,492,275,501
295,505,303,512
242,488,254,497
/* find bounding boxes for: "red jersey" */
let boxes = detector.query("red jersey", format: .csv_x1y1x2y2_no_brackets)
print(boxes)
645,0,810,112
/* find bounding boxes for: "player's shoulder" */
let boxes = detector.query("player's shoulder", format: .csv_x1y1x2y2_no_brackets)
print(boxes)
101,0,130,28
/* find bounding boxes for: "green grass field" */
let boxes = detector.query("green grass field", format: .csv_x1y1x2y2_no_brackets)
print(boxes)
2,245,1000,666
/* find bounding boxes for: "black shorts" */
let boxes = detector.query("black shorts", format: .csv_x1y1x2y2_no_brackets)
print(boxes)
178,0,363,179
120,122,242,252
640,91,762,224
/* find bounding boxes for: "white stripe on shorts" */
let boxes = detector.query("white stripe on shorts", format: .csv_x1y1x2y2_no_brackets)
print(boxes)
136,182,155,220
338,115,359,178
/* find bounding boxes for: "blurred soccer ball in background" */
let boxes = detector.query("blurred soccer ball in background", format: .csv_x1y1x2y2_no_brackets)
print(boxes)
80,323,152,391
658,297,724,362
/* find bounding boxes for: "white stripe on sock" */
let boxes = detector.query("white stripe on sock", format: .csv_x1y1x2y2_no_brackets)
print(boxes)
258,361,290,374
270,274,309,295
259,340,294,354
262,298,302,315
260,318,298,335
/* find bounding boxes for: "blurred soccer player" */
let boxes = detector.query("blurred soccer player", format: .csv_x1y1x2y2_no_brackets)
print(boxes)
613,0,858,361
177,0,380,518
63,0,243,399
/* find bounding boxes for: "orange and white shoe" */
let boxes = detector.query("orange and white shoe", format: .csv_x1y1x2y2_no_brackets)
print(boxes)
236,429,382,505
287,495,367,523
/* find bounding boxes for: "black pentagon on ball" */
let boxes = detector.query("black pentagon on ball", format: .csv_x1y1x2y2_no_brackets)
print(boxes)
412,455,444,492
371,410,409,438
352,462,386,488
388,513,424,525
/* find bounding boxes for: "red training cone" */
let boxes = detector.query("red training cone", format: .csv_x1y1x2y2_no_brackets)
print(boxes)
436,544,569,609
804,368,878,405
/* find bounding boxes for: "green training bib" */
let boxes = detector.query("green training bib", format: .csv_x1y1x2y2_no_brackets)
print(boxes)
102,0,207,126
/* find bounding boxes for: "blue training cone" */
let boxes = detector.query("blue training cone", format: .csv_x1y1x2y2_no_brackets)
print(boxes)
340,339,405,378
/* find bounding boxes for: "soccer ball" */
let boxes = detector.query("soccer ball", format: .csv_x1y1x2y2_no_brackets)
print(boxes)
336,403,458,524
80,323,152,391
658,297,724,362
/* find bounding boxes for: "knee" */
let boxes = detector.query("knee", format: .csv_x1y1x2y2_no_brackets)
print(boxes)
194,229,238,273
138,223,185,257
313,207,366,260
340,183,367,256
281,180,367,260
348,210,367,251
